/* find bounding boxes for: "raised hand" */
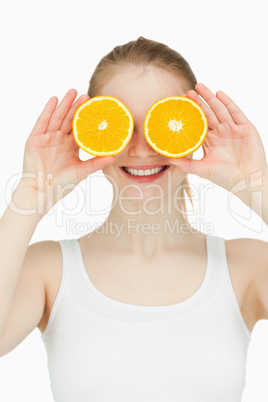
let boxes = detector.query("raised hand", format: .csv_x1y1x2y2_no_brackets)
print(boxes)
169,83,267,194
20,89,114,213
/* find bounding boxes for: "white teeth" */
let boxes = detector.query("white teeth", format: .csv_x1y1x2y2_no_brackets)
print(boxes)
124,166,166,176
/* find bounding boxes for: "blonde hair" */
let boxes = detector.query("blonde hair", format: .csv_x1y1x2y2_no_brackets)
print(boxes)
88,37,195,220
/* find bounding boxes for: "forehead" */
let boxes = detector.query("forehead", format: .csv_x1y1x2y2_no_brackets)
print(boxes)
97,66,185,113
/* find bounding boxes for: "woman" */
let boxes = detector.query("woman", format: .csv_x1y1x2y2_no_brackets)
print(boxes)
0,37,267,401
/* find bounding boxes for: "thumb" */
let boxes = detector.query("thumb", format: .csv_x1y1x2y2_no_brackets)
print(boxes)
76,156,115,182
169,157,210,179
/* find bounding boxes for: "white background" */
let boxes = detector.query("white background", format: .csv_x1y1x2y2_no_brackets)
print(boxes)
0,0,268,400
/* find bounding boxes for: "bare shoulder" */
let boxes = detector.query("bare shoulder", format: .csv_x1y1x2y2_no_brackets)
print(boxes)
225,237,268,330
225,237,268,272
28,240,63,332
0,240,62,356
27,239,62,264
25,240,62,289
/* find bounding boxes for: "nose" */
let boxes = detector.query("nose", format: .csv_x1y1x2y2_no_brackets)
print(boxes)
127,128,159,158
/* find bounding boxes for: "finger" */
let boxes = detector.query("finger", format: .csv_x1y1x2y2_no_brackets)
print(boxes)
168,156,210,180
47,89,78,132
30,96,58,136
60,94,90,134
195,83,233,124
186,90,219,129
76,156,115,182
216,91,251,125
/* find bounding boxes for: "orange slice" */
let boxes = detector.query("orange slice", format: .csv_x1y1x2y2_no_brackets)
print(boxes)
144,96,208,158
73,96,134,156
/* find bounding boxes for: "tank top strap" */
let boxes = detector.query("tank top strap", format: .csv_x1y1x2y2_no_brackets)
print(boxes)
206,234,250,338
203,234,223,291
205,233,227,282
58,238,78,263
206,233,238,300
57,238,82,282
205,233,234,289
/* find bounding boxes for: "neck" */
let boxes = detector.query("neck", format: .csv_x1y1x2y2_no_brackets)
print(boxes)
89,193,198,259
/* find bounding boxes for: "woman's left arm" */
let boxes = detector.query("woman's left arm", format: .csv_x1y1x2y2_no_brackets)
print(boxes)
169,83,268,226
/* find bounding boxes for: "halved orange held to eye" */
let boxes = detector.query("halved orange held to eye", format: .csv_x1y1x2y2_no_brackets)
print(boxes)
73,96,134,156
144,96,208,158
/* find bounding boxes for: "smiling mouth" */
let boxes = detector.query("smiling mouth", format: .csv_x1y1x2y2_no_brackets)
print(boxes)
121,165,169,177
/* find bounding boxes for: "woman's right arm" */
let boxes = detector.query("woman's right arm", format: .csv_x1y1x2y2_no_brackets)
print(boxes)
0,183,48,356
0,89,114,356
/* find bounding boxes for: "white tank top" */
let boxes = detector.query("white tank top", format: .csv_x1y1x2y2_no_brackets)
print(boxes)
41,234,251,402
